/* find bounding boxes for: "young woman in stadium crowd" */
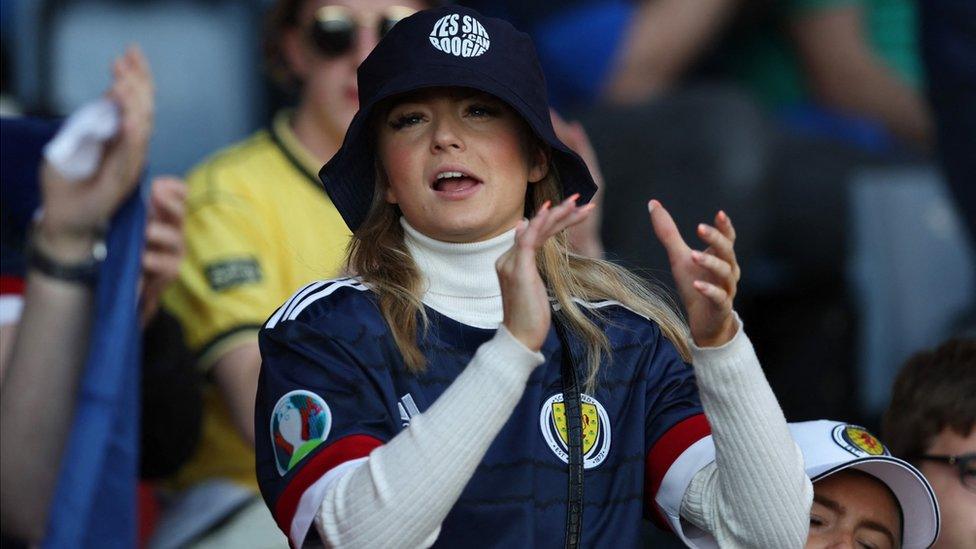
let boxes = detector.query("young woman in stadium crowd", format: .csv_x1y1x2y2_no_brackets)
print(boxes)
254,6,817,547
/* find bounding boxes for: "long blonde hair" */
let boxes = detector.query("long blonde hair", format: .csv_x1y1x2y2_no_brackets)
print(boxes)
347,162,691,392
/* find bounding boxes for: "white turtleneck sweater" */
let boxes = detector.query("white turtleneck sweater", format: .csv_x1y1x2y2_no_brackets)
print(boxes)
311,219,811,548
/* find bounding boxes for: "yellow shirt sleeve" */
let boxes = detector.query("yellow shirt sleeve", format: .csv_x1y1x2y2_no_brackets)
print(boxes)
164,159,286,369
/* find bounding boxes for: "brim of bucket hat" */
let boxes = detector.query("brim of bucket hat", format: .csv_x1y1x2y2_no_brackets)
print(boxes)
319,63,597,232
809,457,940,549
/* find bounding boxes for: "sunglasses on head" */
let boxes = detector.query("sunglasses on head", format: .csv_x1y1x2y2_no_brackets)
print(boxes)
308,5,417,57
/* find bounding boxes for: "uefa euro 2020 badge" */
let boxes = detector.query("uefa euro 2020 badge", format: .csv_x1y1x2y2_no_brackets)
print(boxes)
272,390,333,476
831,423,889,457
540,393,611,469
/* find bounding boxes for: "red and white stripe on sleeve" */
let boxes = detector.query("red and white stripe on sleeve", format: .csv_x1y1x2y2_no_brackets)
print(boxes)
273,434,383,548
0,275,25,326
644,413,712,534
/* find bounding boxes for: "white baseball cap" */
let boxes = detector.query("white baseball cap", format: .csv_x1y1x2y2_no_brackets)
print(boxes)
661,420,940,549
795,420,940,549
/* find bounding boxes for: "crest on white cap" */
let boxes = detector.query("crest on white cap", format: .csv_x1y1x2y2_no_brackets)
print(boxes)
429,13,490,58
831,423,890,457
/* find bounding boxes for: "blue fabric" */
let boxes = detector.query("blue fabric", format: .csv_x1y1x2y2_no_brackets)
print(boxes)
41,180,146,548
0,117,60,278
256,279,705,547
1,116,146,546
530,1,633,109
776,103,895,154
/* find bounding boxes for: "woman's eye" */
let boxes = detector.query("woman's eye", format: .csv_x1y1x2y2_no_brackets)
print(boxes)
466,103,498,118
809,515,825,528
389,112,424,130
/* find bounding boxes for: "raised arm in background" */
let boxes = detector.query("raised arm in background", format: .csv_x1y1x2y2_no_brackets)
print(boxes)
0,46,154,542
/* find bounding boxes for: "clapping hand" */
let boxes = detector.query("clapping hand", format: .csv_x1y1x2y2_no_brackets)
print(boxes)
648,200,739,348
496,195,596,351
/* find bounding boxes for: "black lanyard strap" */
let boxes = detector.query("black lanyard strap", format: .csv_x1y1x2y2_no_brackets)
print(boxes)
553,317,584,549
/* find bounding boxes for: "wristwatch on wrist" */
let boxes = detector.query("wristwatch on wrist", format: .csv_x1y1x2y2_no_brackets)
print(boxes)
27,231,107,286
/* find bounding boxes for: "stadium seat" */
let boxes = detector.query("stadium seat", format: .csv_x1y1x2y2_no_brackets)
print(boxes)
12,0,265,178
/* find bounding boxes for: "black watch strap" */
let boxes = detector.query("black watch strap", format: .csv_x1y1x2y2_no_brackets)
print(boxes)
27,236,106,286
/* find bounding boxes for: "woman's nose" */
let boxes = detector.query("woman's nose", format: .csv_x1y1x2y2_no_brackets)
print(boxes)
429,117,465,153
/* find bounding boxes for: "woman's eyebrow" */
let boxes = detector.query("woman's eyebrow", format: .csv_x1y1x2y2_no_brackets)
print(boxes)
813,493,844,514
858,520,897,548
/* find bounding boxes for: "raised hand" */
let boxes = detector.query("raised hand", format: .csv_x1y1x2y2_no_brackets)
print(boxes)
550,109,605,259
38,45,154,263
496,195,596,351
648,200,739,348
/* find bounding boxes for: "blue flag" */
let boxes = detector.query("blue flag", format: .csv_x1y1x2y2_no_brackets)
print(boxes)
2,116,147,547
40,185,146,548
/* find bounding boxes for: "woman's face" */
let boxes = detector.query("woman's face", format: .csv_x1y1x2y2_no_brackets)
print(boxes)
377,88,548,243
805,470,902,549
286,0,425,143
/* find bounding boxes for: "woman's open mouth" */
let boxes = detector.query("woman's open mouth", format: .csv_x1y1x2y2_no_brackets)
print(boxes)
431,169,483,199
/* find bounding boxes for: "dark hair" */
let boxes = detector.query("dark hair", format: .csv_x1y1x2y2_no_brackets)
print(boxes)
882,338,976,463
263,0,305,92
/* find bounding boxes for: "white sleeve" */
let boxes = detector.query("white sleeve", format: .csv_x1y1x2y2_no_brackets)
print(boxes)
307,325,544,548
659,316,813,548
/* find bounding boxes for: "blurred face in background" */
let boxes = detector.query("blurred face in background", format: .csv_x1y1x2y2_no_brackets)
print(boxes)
283,0,424,144
921,427,976,548
805,470,902,549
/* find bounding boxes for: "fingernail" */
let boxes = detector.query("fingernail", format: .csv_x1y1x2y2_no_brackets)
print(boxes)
568,192,580,203
541,200,551,210
698,223,708,234
647,200,656,213
691,250,702,261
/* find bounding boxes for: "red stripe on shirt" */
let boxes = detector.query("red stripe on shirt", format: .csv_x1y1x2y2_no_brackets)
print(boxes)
0,275,25,296
644,413,711,530
273,434,384,545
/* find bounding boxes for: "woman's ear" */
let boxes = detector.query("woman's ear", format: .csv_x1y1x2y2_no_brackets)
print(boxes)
375,163,398,204
281,27,310,81
527,146,550,184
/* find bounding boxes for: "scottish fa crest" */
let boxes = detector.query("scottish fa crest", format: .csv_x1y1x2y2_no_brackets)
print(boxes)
540,393,611,469
832,424,889,457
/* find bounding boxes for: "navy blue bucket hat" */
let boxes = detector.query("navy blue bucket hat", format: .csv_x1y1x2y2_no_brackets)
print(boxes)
318,5,598,232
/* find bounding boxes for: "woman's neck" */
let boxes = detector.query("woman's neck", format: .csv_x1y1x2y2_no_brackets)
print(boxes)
290,103,342,163
401,218,515,328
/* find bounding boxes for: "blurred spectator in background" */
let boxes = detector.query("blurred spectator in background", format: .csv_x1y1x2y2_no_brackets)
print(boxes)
159,1,425,545
714,0,931,150
883,338,976,549
463,0,954,427
462,0,769,286
0,47,196,545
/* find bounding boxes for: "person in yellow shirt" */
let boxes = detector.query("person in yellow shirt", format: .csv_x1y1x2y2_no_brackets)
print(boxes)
162,1,425,545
